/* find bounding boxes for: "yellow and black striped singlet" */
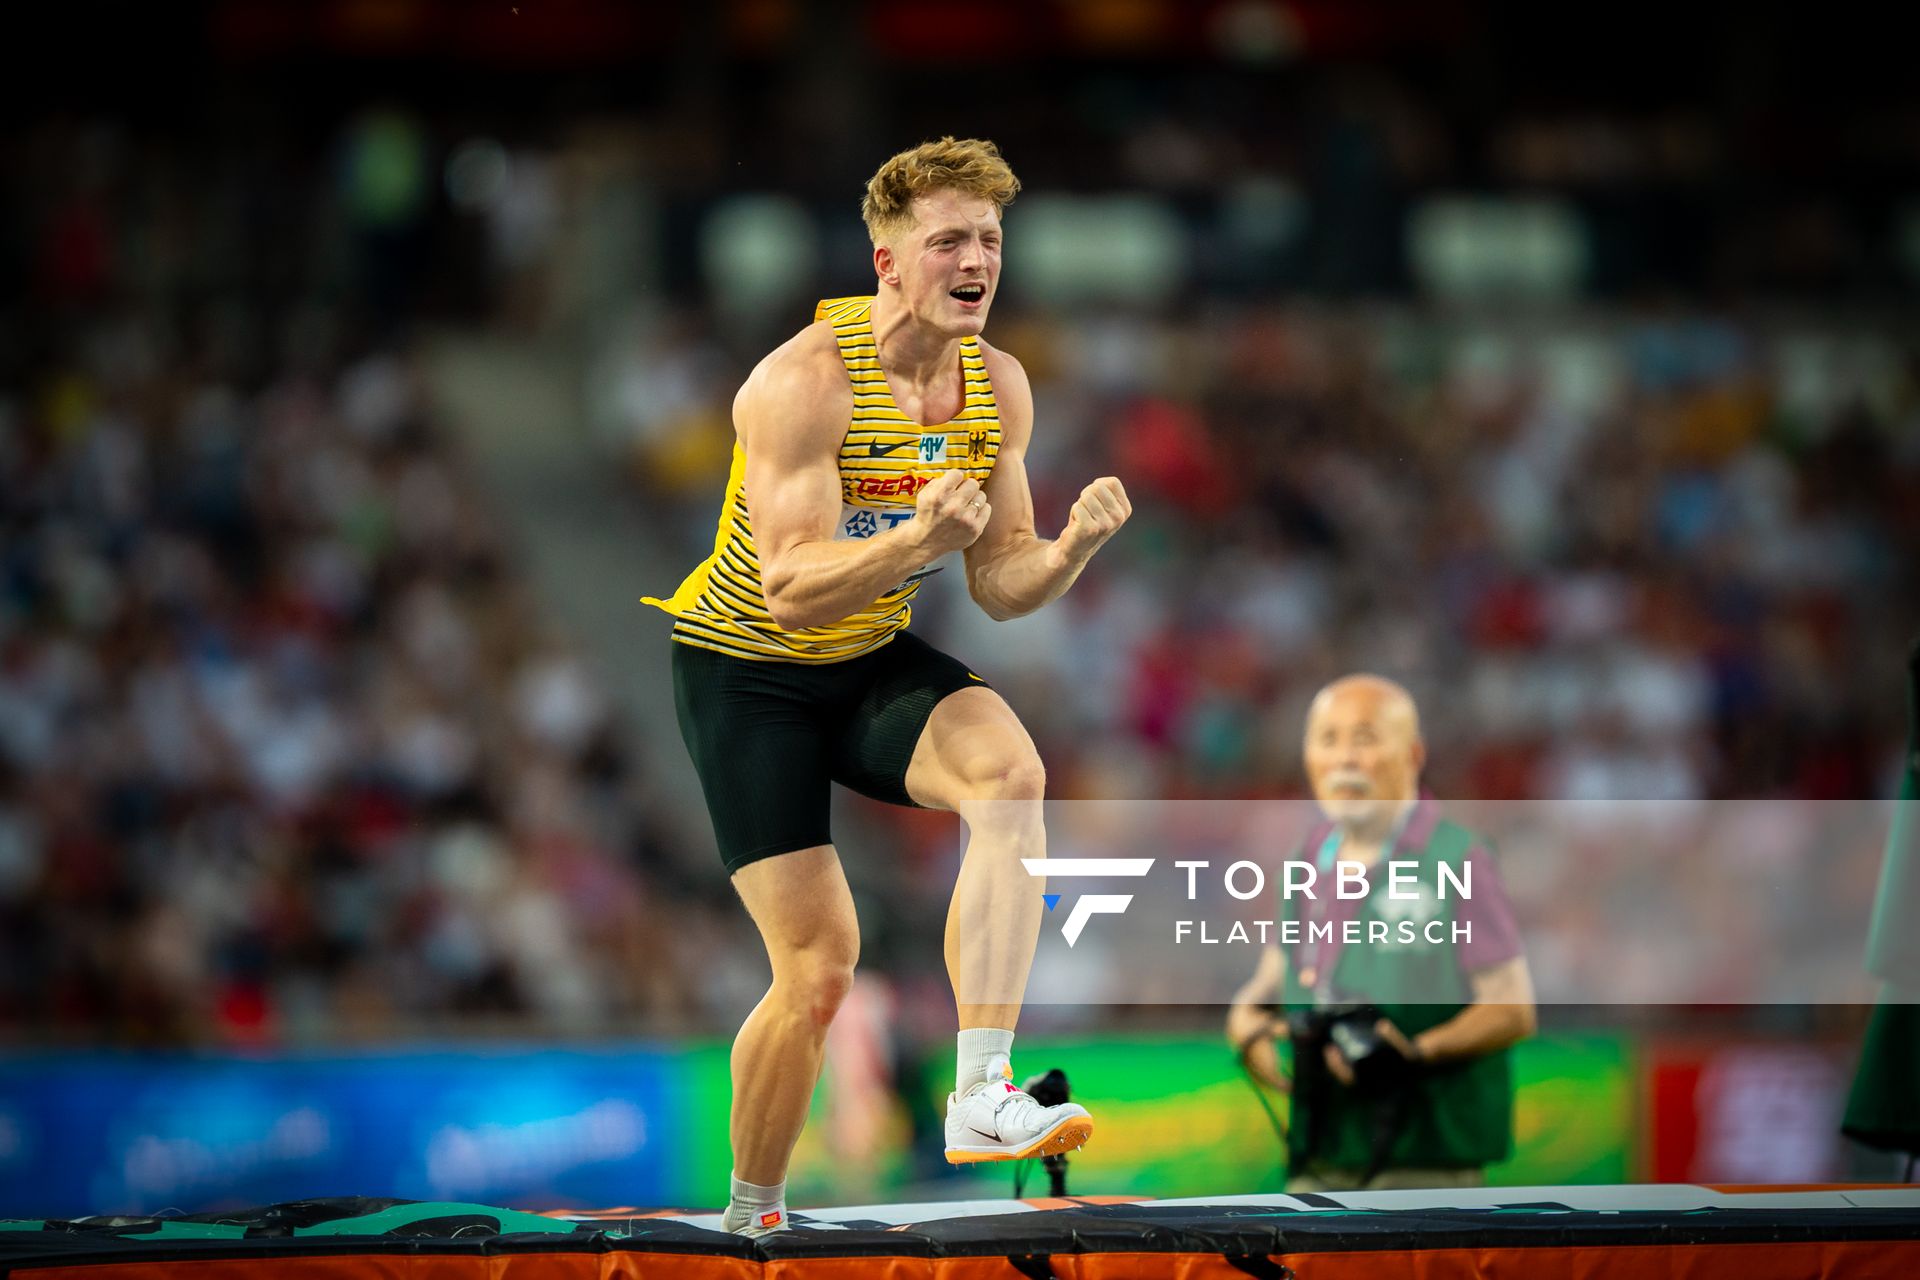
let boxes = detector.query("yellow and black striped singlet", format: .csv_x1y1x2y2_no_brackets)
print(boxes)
644,296,1002,663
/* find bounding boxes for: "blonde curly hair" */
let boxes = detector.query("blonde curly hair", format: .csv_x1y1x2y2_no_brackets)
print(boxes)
861,137,1021,244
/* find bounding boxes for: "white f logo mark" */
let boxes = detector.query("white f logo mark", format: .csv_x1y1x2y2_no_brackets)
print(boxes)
1021,858,1155,946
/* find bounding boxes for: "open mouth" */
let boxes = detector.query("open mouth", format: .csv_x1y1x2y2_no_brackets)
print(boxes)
949,283,986,304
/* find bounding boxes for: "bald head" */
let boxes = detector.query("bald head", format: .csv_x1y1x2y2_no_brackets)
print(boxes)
1304,675,1425,834
1308,676,1421,741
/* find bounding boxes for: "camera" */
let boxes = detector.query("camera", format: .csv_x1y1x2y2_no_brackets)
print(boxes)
1286,1002,1414,1095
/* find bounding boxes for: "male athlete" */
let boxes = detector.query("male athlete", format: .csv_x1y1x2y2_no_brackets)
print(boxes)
645,138,1130,1236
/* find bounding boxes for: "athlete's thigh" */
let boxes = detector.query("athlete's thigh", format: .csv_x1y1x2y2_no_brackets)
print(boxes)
672,642,835,871
901,682,1042,813
827,631,991,807
731,844,859,968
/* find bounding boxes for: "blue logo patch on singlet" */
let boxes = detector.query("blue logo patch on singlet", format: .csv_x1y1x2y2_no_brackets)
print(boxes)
918,433,946,464
838,504,912,541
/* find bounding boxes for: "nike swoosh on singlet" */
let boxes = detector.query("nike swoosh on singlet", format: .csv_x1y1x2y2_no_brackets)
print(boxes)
868,441,911,457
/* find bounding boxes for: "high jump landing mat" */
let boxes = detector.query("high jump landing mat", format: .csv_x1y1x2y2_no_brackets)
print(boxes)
4,1184,1919,1278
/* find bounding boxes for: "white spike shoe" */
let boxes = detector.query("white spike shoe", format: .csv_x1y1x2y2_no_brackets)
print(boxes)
943,1057,1093,1164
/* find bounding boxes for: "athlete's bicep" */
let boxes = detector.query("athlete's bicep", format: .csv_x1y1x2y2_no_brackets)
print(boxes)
745,440,841,566
738,351,848,568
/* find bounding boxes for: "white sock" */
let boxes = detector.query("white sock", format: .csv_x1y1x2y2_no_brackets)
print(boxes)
721,1171,788,1235
957,1027,1016,1094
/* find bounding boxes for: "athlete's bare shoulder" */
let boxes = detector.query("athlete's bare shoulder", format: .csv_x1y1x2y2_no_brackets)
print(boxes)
733,320,850,451
974,336,1033,442
974,335,1024,382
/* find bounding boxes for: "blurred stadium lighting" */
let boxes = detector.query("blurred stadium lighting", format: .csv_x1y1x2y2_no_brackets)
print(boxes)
699,194,822,315
445,138,510,214
1013,195,1189,307
1408,197,1591,301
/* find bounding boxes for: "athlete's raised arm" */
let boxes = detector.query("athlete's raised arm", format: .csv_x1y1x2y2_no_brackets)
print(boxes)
962,342,1130,621
744,326,990,631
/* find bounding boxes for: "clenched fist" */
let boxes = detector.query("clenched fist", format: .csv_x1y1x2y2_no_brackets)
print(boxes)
1054,476,1130,564
911,469,991,558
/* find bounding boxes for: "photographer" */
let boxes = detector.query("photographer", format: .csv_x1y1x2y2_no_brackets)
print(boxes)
1226,676,1536,1192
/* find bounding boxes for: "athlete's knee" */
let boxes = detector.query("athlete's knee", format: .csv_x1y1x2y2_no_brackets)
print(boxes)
975,751,1045,804
789,958,856,1028
948,752,1047,840
773,940,859,1027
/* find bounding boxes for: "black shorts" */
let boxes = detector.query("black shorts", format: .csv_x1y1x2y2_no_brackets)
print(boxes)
670,632,989,872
